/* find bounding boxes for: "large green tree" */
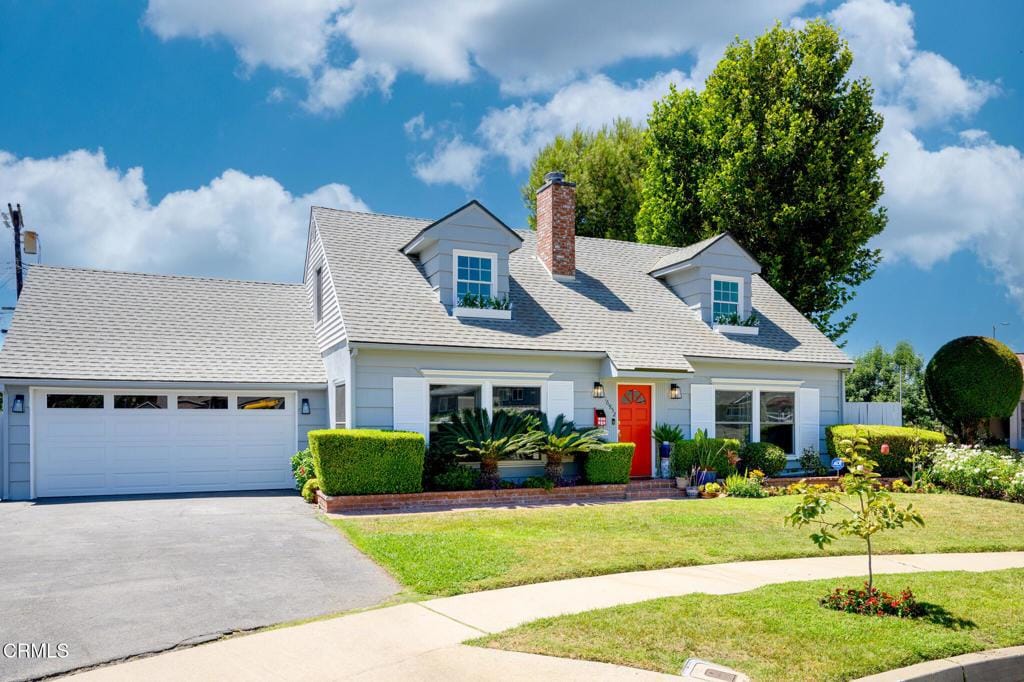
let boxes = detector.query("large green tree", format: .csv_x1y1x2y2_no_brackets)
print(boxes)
522,118,644,241
637,21,887,341
846,341,937,429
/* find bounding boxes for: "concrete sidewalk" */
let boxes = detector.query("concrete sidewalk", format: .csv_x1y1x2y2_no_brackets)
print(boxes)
67,552,1024,681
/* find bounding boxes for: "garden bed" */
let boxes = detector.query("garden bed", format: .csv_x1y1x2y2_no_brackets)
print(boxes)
318,483,628,514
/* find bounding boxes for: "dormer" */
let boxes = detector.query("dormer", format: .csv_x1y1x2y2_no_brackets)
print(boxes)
401,200,523,320
650,233,762,336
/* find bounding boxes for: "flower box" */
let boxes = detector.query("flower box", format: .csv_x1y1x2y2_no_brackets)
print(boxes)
713,323,759,336
453,306,512,320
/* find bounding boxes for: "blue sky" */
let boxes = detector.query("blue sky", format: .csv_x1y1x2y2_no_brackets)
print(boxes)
1,0,1022,360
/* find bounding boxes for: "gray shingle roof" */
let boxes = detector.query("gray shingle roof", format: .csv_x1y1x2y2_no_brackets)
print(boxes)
0,265,326,383
313,207,851,369
648,233,727,274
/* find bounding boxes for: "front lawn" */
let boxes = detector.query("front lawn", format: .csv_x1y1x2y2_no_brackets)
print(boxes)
477,568,1024,682
333,494,1024,595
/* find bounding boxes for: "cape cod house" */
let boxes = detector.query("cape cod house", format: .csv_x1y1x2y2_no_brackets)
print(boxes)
0,172,851,499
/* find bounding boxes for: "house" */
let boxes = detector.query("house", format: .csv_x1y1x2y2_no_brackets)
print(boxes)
1006,354,1024,450
0,172,852,499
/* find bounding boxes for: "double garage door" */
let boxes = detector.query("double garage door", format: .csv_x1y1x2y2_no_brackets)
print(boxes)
32,389,297,497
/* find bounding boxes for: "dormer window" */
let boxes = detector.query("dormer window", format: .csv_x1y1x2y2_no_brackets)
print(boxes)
454,250,496,305
712,276,742,322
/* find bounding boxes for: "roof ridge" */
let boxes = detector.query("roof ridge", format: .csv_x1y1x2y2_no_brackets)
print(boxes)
28,263,304,287
311,205,432,223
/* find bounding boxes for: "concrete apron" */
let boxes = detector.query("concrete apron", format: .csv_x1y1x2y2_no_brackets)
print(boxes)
69,552,1024,682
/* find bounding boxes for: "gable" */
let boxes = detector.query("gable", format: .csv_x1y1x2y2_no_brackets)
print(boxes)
304,212,347,352
401,201,523,255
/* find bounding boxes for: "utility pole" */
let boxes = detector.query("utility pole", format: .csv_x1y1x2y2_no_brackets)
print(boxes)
8,203,24,298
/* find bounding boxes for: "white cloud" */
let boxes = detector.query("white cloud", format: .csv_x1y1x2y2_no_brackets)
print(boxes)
144,0,811,111
403,113,433,140
0,149,367,282
412,137,486,190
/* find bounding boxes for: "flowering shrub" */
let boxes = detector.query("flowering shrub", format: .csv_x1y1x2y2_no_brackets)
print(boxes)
821,583,924,618
929,444,1021,499
725,473,767,498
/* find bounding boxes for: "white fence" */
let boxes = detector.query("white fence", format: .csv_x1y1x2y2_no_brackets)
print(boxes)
843,402,902,426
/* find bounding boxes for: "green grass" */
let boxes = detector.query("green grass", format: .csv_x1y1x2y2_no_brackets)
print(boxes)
477,569,1024,681
333,494,1024,595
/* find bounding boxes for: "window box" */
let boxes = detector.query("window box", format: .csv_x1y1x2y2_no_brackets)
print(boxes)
453,306,512,320
713,323,759,336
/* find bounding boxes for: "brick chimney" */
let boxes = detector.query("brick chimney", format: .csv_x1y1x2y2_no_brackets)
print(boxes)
536,171,576,281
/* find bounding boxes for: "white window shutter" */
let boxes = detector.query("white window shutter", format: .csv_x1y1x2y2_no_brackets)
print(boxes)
690,384,715,438
393,377,428,437
547,381,575,426
798,387,820,455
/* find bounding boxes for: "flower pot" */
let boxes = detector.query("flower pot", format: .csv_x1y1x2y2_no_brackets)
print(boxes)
700,491,719,499
660,457,672,479
685,486,699,498
675,476,690,489
697,470,717,486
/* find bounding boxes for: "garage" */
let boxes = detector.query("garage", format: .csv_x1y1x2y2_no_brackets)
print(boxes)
32,389,298,497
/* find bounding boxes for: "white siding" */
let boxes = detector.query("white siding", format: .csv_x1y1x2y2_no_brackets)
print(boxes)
304,215,347,352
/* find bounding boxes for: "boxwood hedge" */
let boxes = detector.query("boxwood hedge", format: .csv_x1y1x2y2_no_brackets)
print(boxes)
826,424,946,477
583,443,635,484
670,437,741,478
310,429,425,496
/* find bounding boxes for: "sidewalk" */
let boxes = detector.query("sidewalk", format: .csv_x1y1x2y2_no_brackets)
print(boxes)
69,552,1024,681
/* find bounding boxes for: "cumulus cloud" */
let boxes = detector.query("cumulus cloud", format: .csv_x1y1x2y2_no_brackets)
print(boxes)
0,149,367,282
412,137,487,191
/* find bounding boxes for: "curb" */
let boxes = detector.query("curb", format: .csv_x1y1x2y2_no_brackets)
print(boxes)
855,645,1024,681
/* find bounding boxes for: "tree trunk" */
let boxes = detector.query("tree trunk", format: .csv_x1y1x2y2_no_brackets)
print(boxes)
480,456,500,488
544,451,563,481
866,535,874,591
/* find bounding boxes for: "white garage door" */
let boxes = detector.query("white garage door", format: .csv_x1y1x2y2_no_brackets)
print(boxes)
33,389,297,497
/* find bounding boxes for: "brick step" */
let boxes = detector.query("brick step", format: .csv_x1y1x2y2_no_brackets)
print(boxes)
626,489,686,500
626,478,678,490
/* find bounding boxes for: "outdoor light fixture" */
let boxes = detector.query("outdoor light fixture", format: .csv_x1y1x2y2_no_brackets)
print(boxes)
592,382,605,399
11,394,24,413
669,384,682,400
300,398,311,415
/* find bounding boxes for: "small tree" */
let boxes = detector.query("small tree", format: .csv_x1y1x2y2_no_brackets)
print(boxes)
786,434,924,590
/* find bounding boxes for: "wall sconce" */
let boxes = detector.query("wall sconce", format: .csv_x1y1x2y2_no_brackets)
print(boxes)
11,394,25,413
592,382,605,399
300,398,311,415
668,384,682,400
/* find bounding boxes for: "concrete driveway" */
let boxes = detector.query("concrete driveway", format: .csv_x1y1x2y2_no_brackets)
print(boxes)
0,492,398,682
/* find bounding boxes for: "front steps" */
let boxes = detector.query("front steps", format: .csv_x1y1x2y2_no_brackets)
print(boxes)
625,478,685,500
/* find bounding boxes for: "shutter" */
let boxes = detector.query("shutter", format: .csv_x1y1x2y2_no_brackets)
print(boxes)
546,381,575,426
798,387,820,455
393,377,428,437
690,384,715,438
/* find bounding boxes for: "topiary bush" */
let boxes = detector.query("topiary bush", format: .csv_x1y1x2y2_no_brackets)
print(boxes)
738,442,787,476
826,425,946,477
310,429,425,496
300,477,320,503
671,437,741,478
925,336,1023,441
583,443,634,484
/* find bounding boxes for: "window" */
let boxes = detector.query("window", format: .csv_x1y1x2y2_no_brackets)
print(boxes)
178,395,228,410
238,396,286,410
493,386,541,414
715,390,752,443
429,384,481,432
760,391,794,453
455,252,494,304
335,383,347,428
114,395,168,409
47,394,103,409
620,389,647,405
314,267,324,322
712,277,741,322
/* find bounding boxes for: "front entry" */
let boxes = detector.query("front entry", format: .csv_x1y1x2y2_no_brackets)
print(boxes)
618,385,652,477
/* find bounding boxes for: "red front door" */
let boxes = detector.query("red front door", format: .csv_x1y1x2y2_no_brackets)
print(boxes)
618,385,652,477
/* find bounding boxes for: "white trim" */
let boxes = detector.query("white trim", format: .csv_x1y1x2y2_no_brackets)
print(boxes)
420,369,553,380
452,248,498,308
711,378,804,389
708,380,800,456
713,323,759,336
453,306,512,320
423,375,551,439
711,274,744,319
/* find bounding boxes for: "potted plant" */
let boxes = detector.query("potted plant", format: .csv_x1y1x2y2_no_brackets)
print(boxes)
701,481,722,498
653,423,684,479
684,464,700,497
693,429,726,485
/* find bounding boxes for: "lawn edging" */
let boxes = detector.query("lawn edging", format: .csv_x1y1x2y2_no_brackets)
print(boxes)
318,483,628,513
854,644,1024,681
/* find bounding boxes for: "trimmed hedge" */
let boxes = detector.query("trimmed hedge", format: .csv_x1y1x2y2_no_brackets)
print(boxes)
738,442,787,476
300,477,320,503
671,438,741,478
310,429,425,496
584,443,635,484
826,424,946,477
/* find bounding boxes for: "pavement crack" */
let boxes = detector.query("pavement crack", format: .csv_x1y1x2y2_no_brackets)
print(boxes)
414,601,490,635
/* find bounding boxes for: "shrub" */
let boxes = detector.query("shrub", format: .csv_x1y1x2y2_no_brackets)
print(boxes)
671,437,741,478
929,443,1019,499
799,446,828,476
431,465,480,491
826,425,946,477
583,443,634,484
300,477,320,503
821,584,923,618
725,473,767,498
738,442,787,476
925,336,1023,441
310,429,425,496
291,448,316,490
521,476,555,490
423,438,458,488
434,409,543,487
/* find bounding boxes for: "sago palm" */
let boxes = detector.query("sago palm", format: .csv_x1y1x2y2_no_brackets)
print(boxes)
534,412,606,481
435,409,543,486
